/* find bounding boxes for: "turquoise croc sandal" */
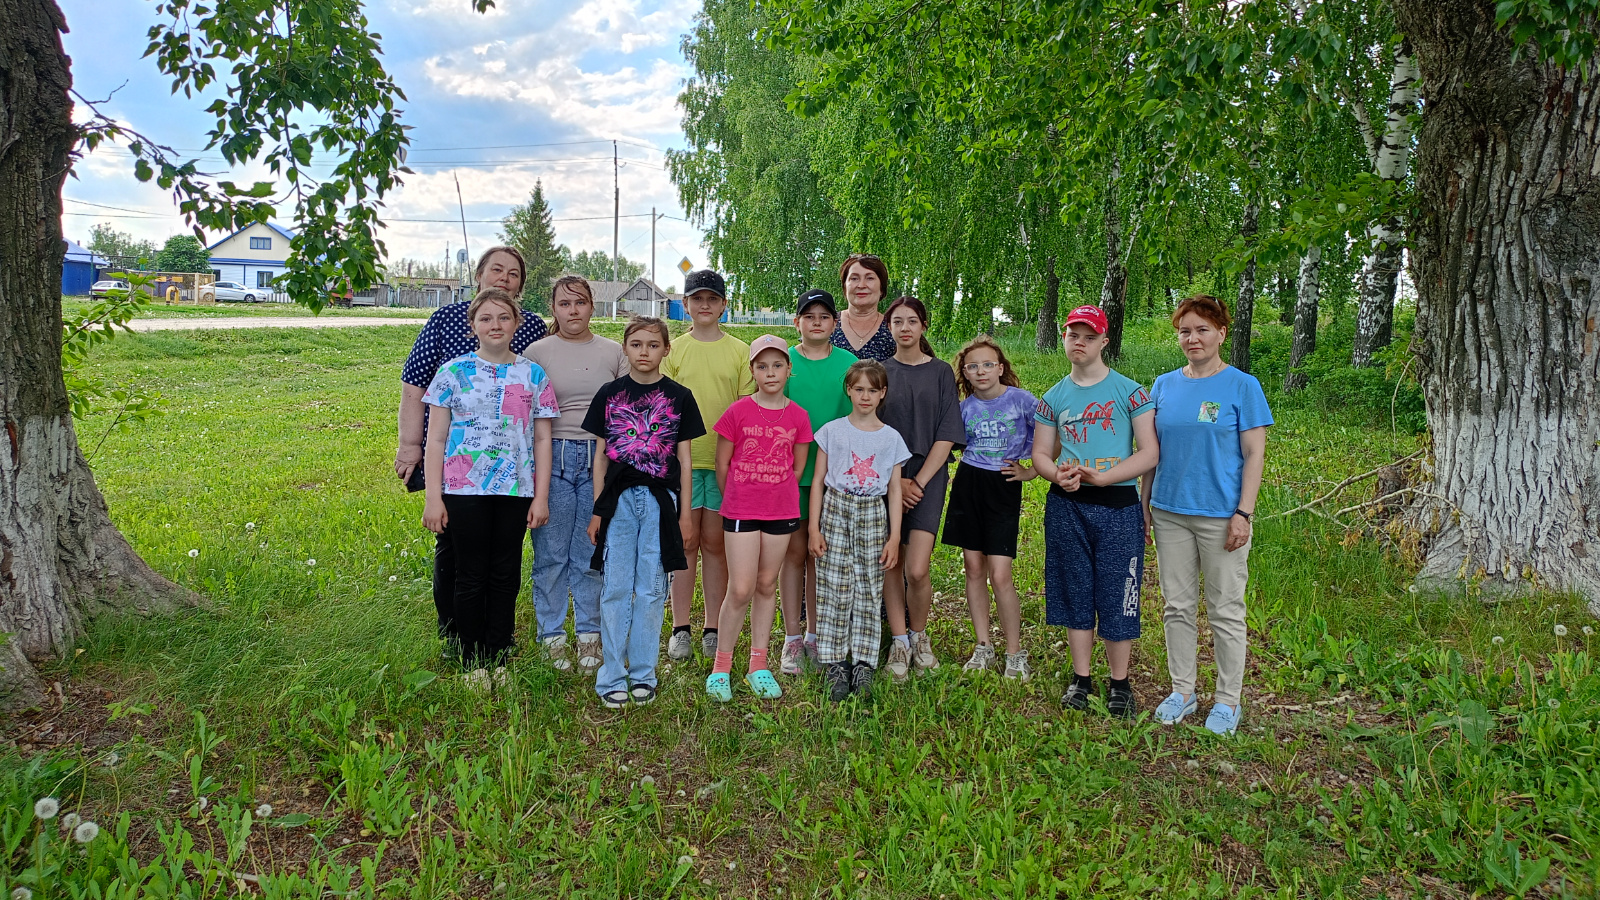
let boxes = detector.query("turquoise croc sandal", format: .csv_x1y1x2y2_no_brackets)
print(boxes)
705,672,733,703
745,668,783,699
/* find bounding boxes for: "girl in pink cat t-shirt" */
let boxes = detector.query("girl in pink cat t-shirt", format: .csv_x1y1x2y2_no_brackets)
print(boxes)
705,335,814,702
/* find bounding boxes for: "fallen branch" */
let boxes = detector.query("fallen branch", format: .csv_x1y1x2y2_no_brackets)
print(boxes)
1266,448,1426,521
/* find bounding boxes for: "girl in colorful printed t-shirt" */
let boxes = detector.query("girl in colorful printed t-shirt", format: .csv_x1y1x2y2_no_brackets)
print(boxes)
422,289,560,676
705,335,815,702
808,359,909,702
942,336,1038,681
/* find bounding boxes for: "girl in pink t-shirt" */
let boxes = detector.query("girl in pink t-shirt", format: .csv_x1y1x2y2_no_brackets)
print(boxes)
706,335,814,701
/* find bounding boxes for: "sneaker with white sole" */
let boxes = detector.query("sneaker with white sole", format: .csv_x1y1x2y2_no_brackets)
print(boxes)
701,631,719,658
963,644,998,673
667,630,693,660
1204,703,1240,735
780,639,806,676
1155,691,1198,724
601,690,629,709
576,634,602,672
1003,651,1032,682
542,634,573,671
464,668,492,693
912,632,940,672
884,641,912,683
630,684,657,706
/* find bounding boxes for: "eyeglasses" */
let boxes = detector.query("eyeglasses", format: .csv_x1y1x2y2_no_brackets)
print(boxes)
962,361,1001,374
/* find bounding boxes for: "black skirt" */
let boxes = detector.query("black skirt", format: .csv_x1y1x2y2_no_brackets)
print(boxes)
940,461,1024,557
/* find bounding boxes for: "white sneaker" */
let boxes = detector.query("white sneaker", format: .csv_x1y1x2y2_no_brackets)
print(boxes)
963,644,998,673
492,666,512,688
885,641,912,683
576,634,602,672
542,634,572,671
667,630,693,660
780,639,806,676
1003,651,1032,682
701,630,718,658
912,631,940,672
463,668,491,693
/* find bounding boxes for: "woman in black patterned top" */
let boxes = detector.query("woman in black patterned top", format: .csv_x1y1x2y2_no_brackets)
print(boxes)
830,254,896,361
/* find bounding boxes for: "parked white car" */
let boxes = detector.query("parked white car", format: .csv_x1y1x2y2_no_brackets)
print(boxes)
88,279,130,298
201,281,260,303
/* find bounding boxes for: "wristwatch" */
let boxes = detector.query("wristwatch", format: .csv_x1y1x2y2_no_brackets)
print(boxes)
1233,508,1253,521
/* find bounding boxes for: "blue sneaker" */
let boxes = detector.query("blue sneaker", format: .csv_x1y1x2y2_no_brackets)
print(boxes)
745,668,783,699
1204,703,1240,735
1155,692,1198,724
705,672,733,703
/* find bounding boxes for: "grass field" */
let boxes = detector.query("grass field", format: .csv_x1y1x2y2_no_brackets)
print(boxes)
3,318,1595,899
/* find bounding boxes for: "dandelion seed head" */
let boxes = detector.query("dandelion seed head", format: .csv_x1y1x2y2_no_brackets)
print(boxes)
13,887,34,900
33,798,59,819
305,559,316,567
1492,635,1504,645
677,855,693,867
1585,626,1595,636
384,543,391,549
400,549,408,557
188,549,199,558
73,821,99,843
1554,624,1568,637
197,796,208,810
388,575,397,582
245,522,256,531
256,804,272,818
61,813,80,830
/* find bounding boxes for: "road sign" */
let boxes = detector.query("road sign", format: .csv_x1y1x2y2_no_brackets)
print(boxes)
677,257,693,274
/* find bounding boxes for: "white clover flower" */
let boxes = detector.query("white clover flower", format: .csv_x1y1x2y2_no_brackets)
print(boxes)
388,575,397,583
306,559,316,567
1492,635,1504,645
188,549,199,558
33,798,59,819
256,804,272,818
245,522,256,531
72,821,99,843
14,886,34,900
61,813,80,830
1554,624,1568,637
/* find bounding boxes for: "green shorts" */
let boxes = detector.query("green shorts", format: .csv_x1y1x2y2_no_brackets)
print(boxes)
690,469,723,511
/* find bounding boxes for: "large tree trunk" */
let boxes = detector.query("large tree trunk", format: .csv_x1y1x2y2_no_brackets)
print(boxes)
1099,157,1129,359
0,0,192,708
1229,200,1259,374
1035,254,1059,349
1394,0,1600,610
1351,44,1421,368
1283,245,1320,393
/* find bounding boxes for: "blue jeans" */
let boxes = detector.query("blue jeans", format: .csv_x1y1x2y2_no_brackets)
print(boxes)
530,439,602,640
596,486,670,697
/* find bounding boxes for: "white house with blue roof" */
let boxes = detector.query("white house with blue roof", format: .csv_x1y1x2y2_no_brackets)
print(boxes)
206,221,295,291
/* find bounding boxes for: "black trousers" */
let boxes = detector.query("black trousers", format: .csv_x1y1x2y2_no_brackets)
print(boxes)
439,494,532,667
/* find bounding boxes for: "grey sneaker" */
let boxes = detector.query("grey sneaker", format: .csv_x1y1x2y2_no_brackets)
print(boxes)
963,644,998,673
667,630,693,660
912,631,940,672
1003,651,1032,682
542,634,573,671
576,634,602,673
850,663,874,700
701,630,718,658
825,662,851,702
885,641,912,683
780,639,806,676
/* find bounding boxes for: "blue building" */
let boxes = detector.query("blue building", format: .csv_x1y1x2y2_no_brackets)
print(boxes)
62,240,109,296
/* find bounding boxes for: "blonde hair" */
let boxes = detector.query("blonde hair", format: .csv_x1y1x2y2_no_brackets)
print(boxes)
467,288,523,326
953,335,1020,399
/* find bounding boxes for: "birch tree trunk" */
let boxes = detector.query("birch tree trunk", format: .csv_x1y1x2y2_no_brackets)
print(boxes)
1229,200,1259,374
0,0,192,708
1283,245,1321,393
1351,44,1421,368
1035,254,1059,350
1099,157,1129,359
1393,0,1600,610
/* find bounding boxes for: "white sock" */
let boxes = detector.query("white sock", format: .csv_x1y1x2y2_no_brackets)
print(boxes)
907,629,922,643
894,634,911,650
784,634,803,647
805,632,817,643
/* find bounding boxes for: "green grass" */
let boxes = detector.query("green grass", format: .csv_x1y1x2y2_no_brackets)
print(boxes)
2,321,1595,899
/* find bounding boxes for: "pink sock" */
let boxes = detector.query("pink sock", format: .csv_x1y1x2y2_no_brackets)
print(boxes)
713,650,734,675
748,647,769,672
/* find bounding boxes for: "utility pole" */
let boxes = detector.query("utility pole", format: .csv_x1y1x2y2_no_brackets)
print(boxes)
612,140,620,284
454,172,471,285
651,206,657,287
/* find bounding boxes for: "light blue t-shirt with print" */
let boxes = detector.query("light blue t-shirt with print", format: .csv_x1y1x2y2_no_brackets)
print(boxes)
1034,370,1153,487
1149,365,1274,517
959,386,1038,471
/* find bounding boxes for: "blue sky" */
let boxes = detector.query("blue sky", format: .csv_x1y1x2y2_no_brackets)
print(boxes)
60,0,705,285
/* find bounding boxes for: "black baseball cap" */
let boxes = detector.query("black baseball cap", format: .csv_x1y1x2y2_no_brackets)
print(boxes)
683,268,726,300
795,288,837,317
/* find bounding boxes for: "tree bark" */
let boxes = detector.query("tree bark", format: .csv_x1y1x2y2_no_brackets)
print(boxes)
1394,0,1600,610
1351,44,1421,368
0,0,193,708
1035,254,1059,349
1229,200,1259,374
1099,157,1129,359
1283,245,1320,393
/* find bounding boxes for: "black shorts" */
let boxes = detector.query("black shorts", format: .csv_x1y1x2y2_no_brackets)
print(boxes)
940,462,1023,557
722,517,801,535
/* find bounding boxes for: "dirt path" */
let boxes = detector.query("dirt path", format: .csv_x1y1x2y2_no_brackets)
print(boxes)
126,316,424,332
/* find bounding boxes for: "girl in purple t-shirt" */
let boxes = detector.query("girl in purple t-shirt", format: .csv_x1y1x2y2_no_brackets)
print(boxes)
941,336,1038,681
706,336,814,702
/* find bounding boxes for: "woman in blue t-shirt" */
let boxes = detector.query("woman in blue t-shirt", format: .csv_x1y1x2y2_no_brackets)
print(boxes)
1141,295,1272,735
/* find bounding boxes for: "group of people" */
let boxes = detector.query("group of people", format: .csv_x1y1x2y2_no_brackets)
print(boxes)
395,249,1270,734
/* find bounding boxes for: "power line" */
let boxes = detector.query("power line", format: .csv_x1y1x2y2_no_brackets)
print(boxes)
63,196,689,224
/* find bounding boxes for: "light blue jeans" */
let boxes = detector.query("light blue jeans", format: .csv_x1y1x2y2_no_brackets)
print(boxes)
530,439,602,640
596,486,669,697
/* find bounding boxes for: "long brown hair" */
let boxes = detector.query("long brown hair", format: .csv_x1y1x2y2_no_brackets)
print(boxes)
838,254,889,308
883,295,936,358
953,335,1020,399
551,274,593,305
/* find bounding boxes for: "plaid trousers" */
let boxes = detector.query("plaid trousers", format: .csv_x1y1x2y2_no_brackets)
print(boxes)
815,489,889,667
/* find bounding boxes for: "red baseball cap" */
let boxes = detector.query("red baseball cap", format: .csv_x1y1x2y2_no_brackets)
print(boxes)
1063,305,1108,334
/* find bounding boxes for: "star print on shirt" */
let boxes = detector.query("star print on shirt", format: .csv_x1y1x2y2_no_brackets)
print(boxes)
846,451,878,490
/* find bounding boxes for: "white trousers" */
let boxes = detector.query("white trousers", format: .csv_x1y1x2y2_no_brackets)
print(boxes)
1151,507,1252,707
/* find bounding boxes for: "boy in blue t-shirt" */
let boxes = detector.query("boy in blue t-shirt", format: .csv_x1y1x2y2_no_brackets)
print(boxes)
1030,306,1155,718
